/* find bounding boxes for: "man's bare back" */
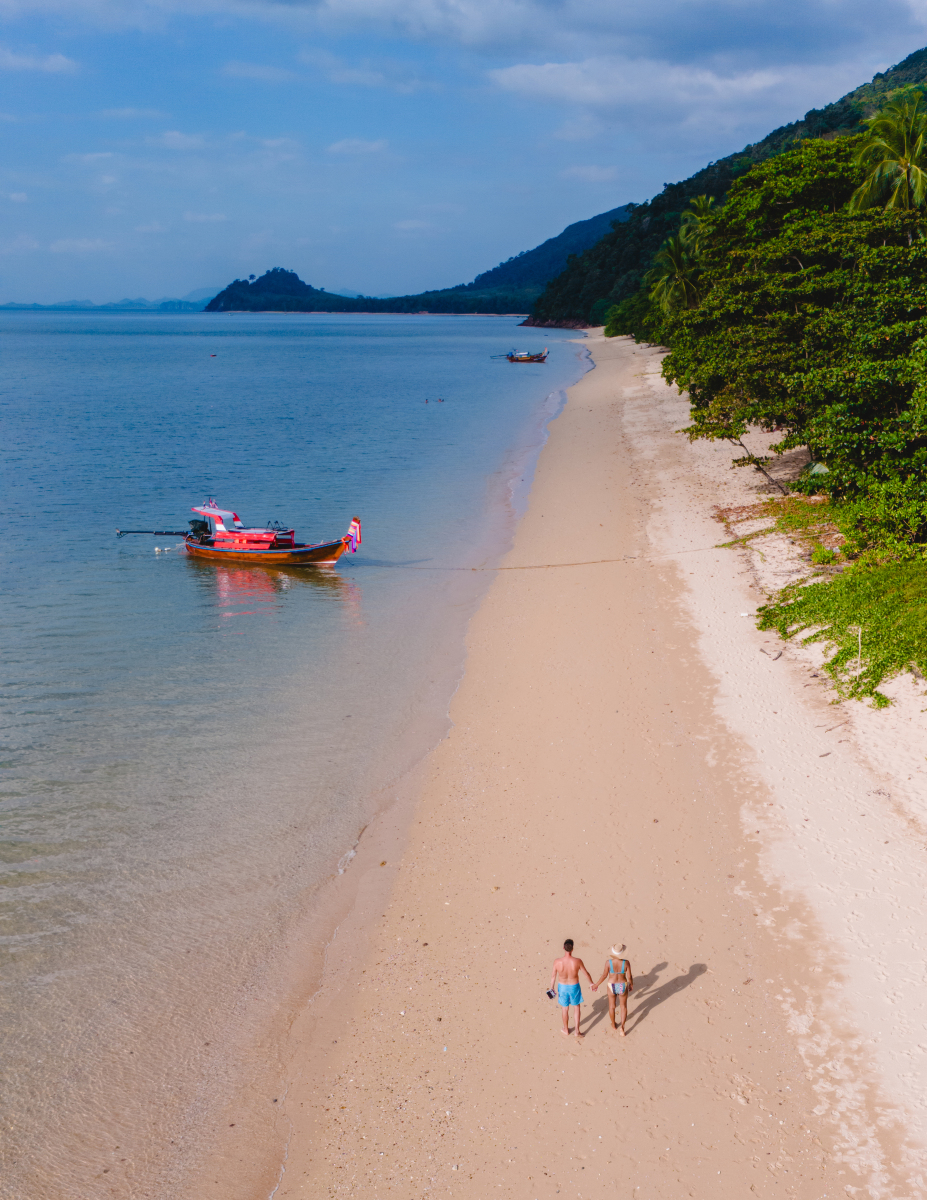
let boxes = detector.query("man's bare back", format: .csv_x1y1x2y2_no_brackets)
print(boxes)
552,953,585,985
550,941,593,1039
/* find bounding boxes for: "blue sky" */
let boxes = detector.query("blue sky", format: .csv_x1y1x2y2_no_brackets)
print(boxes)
2,0,926,302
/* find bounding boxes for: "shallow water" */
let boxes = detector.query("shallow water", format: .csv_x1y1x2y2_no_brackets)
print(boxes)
0,312,587,1197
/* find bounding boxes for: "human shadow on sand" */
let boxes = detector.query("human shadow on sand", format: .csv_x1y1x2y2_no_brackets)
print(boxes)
581,961,670,1035
581,962,707,1036
625,963,707,1034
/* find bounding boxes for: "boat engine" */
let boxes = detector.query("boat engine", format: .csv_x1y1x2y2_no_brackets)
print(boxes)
188,518,210,541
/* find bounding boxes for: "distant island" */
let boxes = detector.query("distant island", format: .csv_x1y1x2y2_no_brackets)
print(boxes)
0,286,220,314
204,206,634,316
207,49,927,325
23,42,927,330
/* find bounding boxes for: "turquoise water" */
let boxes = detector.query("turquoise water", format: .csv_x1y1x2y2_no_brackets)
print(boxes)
0,312,587,1198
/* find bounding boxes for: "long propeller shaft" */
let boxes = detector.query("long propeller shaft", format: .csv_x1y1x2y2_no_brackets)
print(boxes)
116,530,188,537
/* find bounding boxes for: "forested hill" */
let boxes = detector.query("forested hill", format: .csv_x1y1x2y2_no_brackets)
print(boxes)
526,45,927,327
205,206,633,314
205,269,538,313
461,204,632,292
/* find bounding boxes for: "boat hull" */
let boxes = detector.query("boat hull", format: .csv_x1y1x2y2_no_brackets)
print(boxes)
184,537,349,565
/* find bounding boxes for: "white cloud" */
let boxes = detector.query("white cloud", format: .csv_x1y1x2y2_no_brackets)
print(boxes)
486,53,873,140
0,45,77,73
9,192,27,202
552,114,604,141
327,138,388,155
300,49,435,94
222,60,296,82
100,107,166,118
148,130,205,149
183,211,227,221
65,152,115,163
560,164,618,182
490,56,785,109
49,238,111,253
0,233,39,254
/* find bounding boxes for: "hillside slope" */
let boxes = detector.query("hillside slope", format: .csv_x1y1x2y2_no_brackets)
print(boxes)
205,269,539,314
461,204,632,293
526,46,927,327
205,206,633,314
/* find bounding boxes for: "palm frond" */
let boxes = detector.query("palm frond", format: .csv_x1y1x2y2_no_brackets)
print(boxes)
851,94,927,212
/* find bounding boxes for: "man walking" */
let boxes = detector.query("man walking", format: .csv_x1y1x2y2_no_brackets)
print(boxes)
550,939,594,1040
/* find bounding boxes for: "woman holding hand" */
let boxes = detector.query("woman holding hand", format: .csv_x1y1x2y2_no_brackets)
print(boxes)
592,944,633,1035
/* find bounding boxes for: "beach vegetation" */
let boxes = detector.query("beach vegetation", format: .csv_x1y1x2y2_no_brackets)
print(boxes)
678,194,718,253
660,135,927,556
715,495,843,561
757,560,927,705
646,235,702,314
532,53,927,700
849,92,927,212
530,48,927,328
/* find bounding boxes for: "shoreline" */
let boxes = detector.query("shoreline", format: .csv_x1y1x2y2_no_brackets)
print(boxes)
177,356,591,1200
199,332,925,1198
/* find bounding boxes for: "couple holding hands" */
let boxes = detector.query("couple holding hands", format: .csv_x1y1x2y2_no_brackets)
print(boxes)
549,938,633,1039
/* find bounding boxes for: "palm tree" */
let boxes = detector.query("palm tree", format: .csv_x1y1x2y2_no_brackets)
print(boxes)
647,236,700,314
679,194,717,253
850,93,927,212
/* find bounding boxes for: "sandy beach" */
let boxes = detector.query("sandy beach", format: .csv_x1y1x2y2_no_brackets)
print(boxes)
192,331,927,1200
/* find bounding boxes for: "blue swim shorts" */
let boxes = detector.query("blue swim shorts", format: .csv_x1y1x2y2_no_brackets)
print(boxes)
557,983,583,1007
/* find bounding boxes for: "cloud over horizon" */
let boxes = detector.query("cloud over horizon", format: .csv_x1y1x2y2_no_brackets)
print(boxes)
0,43,77,71
1,0,926,301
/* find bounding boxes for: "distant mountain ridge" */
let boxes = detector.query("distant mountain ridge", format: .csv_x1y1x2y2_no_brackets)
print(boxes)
458,205,633,292
0,286,219,313
527,45,927,326
205,269,536,314
205,205,634,314
1,206,634,316
18,42,927,326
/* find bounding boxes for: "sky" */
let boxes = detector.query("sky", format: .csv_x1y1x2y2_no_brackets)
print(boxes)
2,0,927,302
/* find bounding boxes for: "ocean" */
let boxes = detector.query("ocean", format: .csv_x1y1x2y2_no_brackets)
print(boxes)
0,311,588,1198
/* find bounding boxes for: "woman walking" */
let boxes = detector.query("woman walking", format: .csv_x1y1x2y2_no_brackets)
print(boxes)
592,944,633,1035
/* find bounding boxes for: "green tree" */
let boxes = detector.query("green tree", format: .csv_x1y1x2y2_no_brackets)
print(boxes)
603,291,666,342
850,93,927,212
646,236,701,314
679,194,717,254
661,136,927,551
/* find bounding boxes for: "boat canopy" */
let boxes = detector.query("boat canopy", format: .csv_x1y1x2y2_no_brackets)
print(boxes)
192,501,244,529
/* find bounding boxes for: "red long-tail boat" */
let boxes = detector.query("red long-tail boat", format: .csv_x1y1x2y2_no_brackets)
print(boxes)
117,500,361,566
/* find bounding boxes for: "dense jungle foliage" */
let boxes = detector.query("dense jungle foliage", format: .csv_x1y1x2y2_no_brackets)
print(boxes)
529,47,927,326
603,88,927,701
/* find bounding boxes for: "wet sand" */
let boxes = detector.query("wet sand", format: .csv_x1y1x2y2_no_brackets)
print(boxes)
201,332,927,1199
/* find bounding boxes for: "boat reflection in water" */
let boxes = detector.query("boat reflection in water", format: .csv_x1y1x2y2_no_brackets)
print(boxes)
185,557,364,629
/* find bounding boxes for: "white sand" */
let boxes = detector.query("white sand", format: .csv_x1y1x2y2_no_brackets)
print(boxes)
190,331,927,1200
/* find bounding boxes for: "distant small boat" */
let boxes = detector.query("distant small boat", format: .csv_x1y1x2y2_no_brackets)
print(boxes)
117,500,361,566
495,348,549,363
